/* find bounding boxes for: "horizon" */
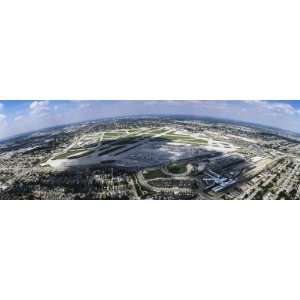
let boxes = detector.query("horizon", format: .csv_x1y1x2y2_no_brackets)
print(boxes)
1,100,300,140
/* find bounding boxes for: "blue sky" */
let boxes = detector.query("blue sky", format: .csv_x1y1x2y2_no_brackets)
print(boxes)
1,100,300,139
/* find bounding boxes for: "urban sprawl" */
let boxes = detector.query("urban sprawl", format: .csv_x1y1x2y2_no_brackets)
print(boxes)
1,115,300,200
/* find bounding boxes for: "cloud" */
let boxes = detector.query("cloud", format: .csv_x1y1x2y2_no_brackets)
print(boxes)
79,103,91,108
0,114,7,127
14,115,24,121
2,100,300,140
0,103,3,110
246,100,296,115
30,101,50,115
144,101,158,106
265,102,295,115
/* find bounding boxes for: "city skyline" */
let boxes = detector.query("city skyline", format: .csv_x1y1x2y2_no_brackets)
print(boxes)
1,100,300,139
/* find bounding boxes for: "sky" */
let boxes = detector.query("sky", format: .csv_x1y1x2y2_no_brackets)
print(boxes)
1,100,300,139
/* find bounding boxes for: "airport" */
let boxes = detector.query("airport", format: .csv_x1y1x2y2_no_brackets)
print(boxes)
1,115,300,200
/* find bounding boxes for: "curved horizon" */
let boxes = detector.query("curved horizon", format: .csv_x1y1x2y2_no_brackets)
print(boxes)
1,100,300,140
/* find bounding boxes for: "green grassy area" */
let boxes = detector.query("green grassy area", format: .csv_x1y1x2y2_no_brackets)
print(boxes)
148,128,168,135
102,130,129,141
104,133,121,138
104,131,125,136
167,162,187,174
161,134,191,141
52,153,68,160
52,149,86,160
160,134,207,145
102,137,116,141
102,133,138,142
163,133,190,139
139,133,155,138
173,138,207,145
143,169,170,180
68,150,94,159
138,128,169,138
104,129,167,141
103,133,123,140
127,128,138,133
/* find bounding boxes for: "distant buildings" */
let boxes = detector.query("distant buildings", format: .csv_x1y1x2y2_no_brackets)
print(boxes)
1,116,300,200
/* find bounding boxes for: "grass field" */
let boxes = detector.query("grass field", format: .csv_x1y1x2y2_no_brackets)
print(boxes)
127,128,138,133
68,150,94,159
52,148,86,160
161,134,207,145
148,128,168,135
143,169,170,180
103,131,126,140
167,162,187,174
173,139,207,145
